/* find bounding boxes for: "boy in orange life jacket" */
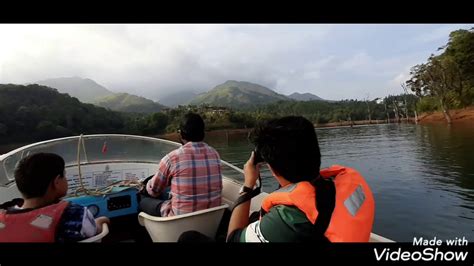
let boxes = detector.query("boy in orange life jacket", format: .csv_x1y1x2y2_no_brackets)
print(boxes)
0,153,110,242
227,116,375,242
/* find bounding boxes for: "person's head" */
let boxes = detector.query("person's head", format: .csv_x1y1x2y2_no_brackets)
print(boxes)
179,112,205,142
14,153,68,200
250,116,321,183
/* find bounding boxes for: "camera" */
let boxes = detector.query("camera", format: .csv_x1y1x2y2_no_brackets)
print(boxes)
253,148,264,165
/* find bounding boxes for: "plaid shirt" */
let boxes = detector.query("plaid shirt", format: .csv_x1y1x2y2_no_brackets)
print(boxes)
146,142,223,217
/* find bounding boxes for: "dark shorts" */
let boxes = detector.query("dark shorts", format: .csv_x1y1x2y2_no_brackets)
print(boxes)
138,195,165,216
138,187,171,216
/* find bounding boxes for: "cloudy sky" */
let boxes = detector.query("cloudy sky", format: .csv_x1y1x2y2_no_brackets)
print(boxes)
1,24,472,101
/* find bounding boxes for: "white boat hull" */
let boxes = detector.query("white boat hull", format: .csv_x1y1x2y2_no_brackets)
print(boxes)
0,134,393,242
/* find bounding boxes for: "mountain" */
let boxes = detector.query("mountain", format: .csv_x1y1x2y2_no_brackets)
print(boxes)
159,90,199,107
0,84,124,142
33,77,167,113
34,77,114,103
189,80,289,109
94,93,166,113
288,92,325,101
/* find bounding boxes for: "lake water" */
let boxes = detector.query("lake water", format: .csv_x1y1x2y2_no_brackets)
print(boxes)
1,123,473,242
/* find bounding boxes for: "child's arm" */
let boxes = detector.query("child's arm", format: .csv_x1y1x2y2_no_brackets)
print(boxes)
94,216,110,234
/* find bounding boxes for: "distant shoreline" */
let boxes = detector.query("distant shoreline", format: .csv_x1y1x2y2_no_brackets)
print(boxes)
157,120,392,141
158,107,474,141
3,108,472,153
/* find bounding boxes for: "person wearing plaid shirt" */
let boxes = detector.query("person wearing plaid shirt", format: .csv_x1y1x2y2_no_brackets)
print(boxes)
140,113,223,217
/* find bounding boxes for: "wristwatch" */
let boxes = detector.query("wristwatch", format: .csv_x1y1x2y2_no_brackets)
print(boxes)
239,185,253,195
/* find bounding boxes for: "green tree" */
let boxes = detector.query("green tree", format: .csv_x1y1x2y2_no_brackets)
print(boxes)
145,112,169,134
406,28,474,123
406,56,460,123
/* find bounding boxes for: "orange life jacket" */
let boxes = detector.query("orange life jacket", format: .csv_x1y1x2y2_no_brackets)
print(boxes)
261,165,375,242
0,201,69,242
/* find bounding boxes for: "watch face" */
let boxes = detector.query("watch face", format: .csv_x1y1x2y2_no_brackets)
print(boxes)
87,204,100,217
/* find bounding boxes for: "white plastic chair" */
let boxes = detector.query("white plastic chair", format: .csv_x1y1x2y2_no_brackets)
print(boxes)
79,223,110,243
138,204,229,242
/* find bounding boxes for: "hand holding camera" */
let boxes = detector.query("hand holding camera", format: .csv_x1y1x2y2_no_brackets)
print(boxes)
233,150,264,210
244,149,263,188
253,148,264,165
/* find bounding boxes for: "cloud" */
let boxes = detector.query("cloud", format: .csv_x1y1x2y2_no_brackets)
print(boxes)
413,24,471,44
390,70,410,88
340,52,372,70
0,24,332,98
386,68,411,96
0,24,472,101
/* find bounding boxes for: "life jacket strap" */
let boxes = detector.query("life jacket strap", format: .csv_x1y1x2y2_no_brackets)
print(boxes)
310,176,336,242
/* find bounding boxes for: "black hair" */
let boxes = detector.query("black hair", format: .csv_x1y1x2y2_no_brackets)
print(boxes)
251,117,336,239
179,112,205,142
249,116,321,182
14,153,65,199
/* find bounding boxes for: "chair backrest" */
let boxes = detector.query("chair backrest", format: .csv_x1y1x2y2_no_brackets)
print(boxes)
79,223,109,243
138,204,229,242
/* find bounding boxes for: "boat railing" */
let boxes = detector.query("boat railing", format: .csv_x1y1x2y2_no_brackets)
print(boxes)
0,134,181,187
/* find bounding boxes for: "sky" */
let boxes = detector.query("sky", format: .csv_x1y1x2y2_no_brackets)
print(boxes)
1,24,473,101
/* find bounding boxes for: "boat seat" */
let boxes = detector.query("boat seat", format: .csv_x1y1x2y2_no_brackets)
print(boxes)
79,223,109,243
138,204,229,242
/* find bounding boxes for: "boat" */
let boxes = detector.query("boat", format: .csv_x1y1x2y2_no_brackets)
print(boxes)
0,134,393,242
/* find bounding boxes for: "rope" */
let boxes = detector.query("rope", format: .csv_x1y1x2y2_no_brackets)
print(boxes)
74,134,143,197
